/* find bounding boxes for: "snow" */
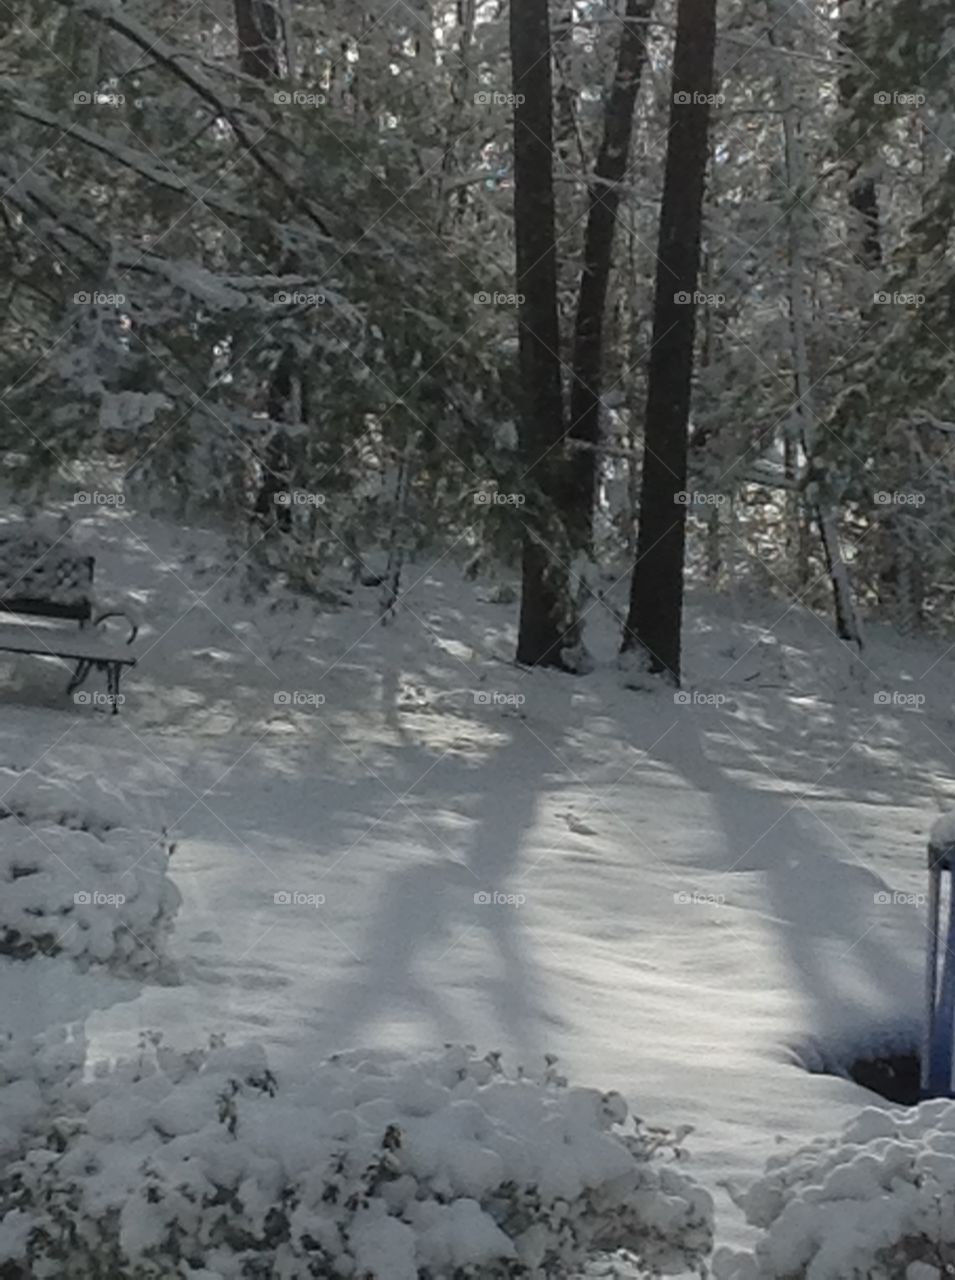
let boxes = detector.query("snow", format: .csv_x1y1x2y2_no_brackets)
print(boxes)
98,389,171,433
2,1038,710,1276
0,759,179,973
0,492,953,1270
714,1099,955,1278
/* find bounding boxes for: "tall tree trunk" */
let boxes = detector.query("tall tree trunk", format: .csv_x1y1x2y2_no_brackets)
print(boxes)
511,0,572,668
235,0,280,79
770,5,861,646
620,0,717,682
438,0,477,233
254,347,296,529
566,0,654,554
235,0,297,532
379,431,419,623
839,0,886,629
839,0,882,272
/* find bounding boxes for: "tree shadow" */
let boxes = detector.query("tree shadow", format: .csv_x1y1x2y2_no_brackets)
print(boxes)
642,710,923,1058
315,712,562,1061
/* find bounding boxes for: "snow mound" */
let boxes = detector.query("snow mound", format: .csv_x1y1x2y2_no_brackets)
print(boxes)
0,766,132,835
0,767,179,975
0,1023,89,1163
714,1101,955,1279
0,1041,713,1279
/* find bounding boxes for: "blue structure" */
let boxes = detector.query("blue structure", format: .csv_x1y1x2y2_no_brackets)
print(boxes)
923,822,955,1097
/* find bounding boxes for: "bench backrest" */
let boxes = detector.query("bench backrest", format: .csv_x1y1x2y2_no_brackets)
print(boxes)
0,530,94,623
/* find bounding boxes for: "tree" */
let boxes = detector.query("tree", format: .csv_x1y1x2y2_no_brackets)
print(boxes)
232,0,296,531
510,0,572,668
774,4,862,648
621,0,718,681
235,0,281,80
566,0,654,555
838,0,882,274
11,0,955,637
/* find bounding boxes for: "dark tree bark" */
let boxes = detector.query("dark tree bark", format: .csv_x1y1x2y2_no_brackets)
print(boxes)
848,175,882,268
235,0,280,80
565,0,654,552
621,0,717,682
253,348,299,529
234,0,297,531
510,0,570,668
839,0,882,271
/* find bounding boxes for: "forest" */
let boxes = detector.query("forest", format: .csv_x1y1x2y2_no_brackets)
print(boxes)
6,1,949,670
0,2,954,1278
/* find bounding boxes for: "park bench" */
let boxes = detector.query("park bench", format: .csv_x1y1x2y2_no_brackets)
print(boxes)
0,525,138,714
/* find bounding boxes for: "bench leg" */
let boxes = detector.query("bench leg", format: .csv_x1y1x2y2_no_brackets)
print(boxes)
66,659,92,696
107,662,121,714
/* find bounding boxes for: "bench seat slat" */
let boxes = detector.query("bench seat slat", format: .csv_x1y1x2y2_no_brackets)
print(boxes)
0,597,92,622
0,624,135,666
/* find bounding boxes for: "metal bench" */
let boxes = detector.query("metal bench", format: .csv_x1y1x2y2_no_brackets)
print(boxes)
0,527,138,714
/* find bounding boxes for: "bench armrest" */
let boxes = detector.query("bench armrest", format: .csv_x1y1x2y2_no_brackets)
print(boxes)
93,609,139,645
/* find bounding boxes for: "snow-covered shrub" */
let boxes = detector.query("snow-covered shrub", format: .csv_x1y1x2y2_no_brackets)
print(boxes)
0,1041,713,1279
0,766,179,976
0,766,130,835
714,1101,955,1280
0,1024,92,1165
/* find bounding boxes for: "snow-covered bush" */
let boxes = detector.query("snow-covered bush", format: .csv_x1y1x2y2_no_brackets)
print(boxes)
0,1024,91,1165
0,1041,713,1279
0,766,131,835
0,766,179,976
714,1101,955,1279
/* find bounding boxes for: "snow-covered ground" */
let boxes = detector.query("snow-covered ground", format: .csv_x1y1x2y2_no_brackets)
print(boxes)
2,498,953,1261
